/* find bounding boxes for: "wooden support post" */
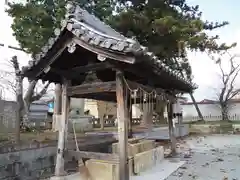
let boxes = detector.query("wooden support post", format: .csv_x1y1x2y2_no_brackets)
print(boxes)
52,84,62,131
129,106,133,138
100,116,104,130
116,70,129,180
127,95,133,138
55,79,70,177
167,101,176,155
178,113,183,137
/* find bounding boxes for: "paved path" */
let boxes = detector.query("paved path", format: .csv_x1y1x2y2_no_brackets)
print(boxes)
52,134,240,180
166,134,240,180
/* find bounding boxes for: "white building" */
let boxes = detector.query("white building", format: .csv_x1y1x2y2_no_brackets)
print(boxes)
181,99,240,121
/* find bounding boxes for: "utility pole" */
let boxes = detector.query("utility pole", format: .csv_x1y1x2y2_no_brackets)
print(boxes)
0,43,25,144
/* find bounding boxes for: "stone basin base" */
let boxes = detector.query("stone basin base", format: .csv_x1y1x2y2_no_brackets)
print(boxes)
85,158,133,180
112,138,155,156
85,146,164,180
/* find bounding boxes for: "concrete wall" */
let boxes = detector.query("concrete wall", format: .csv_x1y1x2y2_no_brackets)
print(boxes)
0,146,57,180
0,136,115,180
0,100,17,133
84,99,143,119
84,99,99,117
71,98,85,115
182,102,240,122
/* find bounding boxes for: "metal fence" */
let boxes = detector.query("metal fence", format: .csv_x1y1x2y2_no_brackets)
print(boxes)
183,114,240,122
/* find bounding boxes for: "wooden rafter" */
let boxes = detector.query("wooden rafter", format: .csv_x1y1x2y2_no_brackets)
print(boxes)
51,61,114,78
73,38,136,64
71,61,113,73
36,39,73,78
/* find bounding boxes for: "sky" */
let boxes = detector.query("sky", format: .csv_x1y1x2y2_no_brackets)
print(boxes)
185,0,240,101
0,0,240,101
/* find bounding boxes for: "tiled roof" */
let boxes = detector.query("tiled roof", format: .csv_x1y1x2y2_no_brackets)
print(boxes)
23,2,197,89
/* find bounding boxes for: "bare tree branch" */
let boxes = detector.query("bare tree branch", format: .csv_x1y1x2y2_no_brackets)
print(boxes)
211,51,240,120
11,56,21,77
32,82,50,101
23,80,37,101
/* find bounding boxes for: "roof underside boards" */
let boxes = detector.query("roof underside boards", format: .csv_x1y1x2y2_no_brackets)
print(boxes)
22,2,197,94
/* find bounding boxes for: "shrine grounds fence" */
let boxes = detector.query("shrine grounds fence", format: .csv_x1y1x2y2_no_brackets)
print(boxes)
183,115,240,123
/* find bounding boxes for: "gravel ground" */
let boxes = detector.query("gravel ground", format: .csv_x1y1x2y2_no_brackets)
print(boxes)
166,134,240,180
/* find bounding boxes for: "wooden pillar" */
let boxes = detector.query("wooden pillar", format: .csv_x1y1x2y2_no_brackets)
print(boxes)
116,70,129,180
100,116,104,130
127,96,133,138
178,112,183,137
167,100,176,155
52,84,62,131
55,79,70,177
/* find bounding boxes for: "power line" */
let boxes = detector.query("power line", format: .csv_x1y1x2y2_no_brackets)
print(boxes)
0,43,25,52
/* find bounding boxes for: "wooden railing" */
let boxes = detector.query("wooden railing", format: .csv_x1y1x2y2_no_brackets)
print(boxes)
91,118,164,128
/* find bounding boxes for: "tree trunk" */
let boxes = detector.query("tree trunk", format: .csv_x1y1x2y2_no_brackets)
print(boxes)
15,75,23,144
189,93,204,121
221,104,228,121
23,80,37,125
53,84,62,131
22,80,50,127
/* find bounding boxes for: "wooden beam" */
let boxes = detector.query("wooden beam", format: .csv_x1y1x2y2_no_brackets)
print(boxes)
67,81,116,96
167,101,176,155
116,70,129,180
55,79,70,176
128,101,133,138
68,80,167,96
67,80,175,103
111,61,191,93
73,37,136,64
51,61,114,78
127,80,168,95
52,84,62,131
73,93,116,102
71,61,113,73
65,150,119,161
36,39,73,77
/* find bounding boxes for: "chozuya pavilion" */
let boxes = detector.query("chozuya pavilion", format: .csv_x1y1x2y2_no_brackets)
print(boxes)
22,1,196,180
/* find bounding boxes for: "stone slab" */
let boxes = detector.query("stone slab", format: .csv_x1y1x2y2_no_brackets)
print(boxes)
57,159,182,180
133,146,164,174
50,173,84,180
112,139,154,156
132,159,185,180
85,158,133,180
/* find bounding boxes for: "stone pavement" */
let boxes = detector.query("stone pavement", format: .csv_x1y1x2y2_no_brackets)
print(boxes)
51,134,240,180
166,134,240,180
